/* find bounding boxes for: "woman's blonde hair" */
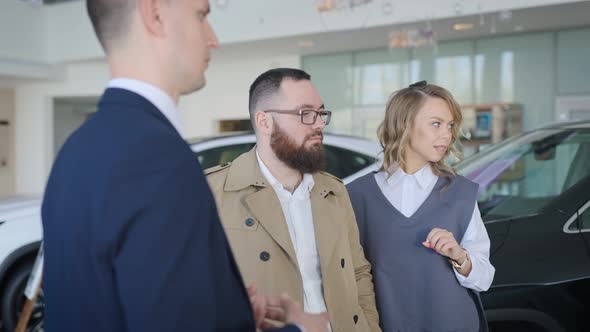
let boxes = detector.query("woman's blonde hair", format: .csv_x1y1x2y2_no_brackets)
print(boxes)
377,81,463,178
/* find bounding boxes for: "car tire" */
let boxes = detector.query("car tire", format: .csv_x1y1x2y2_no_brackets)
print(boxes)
0,261,44,332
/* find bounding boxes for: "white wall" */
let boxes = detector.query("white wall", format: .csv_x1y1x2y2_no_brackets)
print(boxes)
13,52,299,194
0,0,45,62
179,52,300,138
0,89,15,197
14,61,109,195
44,1,103,63
0,0,59,81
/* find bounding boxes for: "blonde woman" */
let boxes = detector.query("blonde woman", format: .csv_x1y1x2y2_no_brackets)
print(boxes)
346,81,495,332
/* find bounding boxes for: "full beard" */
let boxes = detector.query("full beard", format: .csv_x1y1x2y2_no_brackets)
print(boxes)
270,122,325,174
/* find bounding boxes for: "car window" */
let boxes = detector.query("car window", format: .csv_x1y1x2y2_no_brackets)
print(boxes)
194,142,376,180
194,143,255,170
459,129,590,220
324,145,376,179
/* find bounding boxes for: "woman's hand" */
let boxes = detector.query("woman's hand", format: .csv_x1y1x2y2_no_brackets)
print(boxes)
422,228,467,264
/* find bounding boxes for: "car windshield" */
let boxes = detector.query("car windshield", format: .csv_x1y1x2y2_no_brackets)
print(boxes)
456,127,590,220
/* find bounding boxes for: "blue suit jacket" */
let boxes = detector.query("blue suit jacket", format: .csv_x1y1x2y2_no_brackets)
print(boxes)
42,88,299,332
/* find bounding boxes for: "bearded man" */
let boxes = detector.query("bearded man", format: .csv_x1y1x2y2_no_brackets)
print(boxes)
205,68,381,332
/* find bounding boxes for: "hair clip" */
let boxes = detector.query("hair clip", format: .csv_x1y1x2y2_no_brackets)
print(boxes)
409,80,427,89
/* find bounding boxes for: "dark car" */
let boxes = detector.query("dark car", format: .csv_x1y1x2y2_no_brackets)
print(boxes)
455,120,590,332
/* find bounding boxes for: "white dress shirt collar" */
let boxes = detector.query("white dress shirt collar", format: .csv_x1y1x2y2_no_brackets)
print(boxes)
107,78,183,136
386,164,437,190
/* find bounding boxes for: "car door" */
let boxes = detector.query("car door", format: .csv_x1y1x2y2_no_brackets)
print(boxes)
578,198,590,253
459,128,590,287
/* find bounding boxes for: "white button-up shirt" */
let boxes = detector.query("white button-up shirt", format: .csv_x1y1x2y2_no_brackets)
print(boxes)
256,151,331,318
374,165,496,292
108,78,183,136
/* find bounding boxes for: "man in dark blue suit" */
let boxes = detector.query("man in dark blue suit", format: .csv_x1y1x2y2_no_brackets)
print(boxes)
41,0,329,331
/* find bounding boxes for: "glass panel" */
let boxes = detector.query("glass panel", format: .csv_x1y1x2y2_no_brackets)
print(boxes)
351,48,411,139
194,143,255,170
302,54,353,135
557,28,590,95
474,33,554,130
353,48,411,106
414,41,474,105
458,128,590,219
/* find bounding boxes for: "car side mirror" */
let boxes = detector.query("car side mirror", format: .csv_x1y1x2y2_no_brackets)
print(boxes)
533,145,556,161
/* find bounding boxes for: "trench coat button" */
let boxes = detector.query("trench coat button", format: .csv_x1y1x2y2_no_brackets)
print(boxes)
245,218,255,227
341,258,345,268
260,251,270,261
353,315,358,324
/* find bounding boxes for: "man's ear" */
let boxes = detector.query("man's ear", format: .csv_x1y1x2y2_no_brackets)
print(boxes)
255,111,273,136
138,0,166,38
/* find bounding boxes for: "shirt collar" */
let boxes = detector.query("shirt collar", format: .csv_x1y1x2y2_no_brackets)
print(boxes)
108,78,183,136
386,164,437,190
256,149,315,194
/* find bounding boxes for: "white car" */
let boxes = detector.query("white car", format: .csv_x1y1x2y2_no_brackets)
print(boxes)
0,133,381,331
190,133,382,184
0,195,43,331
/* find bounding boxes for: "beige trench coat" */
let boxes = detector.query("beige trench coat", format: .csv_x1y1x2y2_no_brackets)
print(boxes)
206,148,380,332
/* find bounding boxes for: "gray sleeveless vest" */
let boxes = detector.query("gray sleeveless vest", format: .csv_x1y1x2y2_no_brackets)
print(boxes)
347,172,488,332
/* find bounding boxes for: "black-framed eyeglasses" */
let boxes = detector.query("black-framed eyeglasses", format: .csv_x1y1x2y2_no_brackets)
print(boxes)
263,109,332,125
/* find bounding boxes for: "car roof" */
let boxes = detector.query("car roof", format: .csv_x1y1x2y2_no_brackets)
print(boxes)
188,132,382,158
535,119,590,130
186,131,378,144
0,195,41,219
186,131,254,145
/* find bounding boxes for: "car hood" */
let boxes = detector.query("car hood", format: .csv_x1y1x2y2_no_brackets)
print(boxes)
0,195,42,222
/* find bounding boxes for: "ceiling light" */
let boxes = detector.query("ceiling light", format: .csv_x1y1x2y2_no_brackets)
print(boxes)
453,23,474,31
297,40,314,48
317,0,374,12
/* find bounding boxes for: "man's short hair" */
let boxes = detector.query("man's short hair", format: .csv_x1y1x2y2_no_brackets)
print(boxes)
86,0,136,51
248,68,311,127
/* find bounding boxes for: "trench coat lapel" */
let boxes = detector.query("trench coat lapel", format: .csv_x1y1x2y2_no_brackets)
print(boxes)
245,188,299,268
226,147,299,269
310,177,341,270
